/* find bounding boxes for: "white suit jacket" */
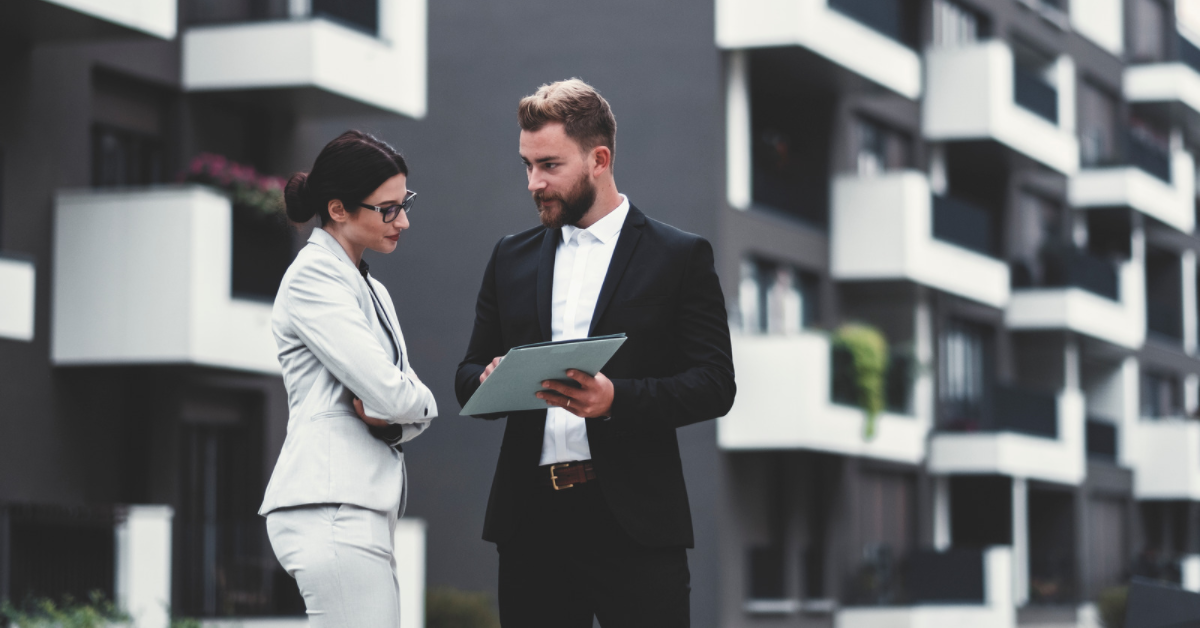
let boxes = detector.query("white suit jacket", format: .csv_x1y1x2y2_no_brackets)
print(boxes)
260,227,437,516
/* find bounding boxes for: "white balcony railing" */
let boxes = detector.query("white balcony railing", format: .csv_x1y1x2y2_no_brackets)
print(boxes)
1070,148,1195,233
0,254,36,342
923,40,1078,174
1125,32,1200,122
52,186,281,374
715,0,921,99
929,390,1086,486
7,0,177,40
183,0,426,118
831,172,1010,308
1133,419,1200,500
717,332,929,464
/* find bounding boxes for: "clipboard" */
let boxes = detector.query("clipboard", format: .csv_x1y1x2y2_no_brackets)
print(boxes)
460,334,627,416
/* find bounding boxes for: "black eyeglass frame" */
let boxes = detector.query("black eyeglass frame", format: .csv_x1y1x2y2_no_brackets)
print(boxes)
358,190,417,223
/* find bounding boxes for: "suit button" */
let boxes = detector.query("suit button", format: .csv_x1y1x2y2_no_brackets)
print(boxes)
424,408,428,416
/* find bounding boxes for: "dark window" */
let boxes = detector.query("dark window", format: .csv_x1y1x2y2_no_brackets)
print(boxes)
854,116,911,175
1078,80,1120,167
1140,370,1183,418
1011,41,1058,123
738,257,818,334
91,70,168,188
827,0,920,47
312,0,378,35
91,124,166,188
1146,246,1184,342
747,546,786,599
1130,0,1169,63
931,0,987,48
950,476,1012,547
749,52,833,227
938,319,992,430
1029,488,1077,604
848,470,915,604
5,504,118,604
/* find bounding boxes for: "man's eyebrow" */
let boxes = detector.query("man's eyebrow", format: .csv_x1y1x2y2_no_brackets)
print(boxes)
519,153,560,164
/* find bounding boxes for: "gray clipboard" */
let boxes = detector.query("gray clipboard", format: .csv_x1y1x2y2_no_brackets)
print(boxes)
460,334,627,416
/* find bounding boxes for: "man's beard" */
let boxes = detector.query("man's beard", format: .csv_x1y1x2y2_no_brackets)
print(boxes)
534,172,596,230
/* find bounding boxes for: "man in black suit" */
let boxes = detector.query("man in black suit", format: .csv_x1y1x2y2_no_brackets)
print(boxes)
455,79,735,627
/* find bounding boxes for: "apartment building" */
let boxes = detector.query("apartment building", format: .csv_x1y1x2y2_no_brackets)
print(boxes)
715,0,1200,626
1,0,1196,627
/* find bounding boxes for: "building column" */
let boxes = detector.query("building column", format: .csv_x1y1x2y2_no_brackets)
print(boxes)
115,505,173,628
725,50,751,210
395,518,427,628
1013,478,1029,607
933,476,951,551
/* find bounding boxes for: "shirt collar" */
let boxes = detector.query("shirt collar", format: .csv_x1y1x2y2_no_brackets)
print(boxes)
561,194,630,245
308,227,360,271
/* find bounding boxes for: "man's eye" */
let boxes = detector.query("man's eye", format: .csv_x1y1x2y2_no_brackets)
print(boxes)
546,163,557,170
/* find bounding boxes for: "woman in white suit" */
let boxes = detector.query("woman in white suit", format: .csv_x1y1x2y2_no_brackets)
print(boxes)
261,130,436,627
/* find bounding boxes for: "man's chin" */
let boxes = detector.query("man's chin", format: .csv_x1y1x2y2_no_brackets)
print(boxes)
538,207,563,229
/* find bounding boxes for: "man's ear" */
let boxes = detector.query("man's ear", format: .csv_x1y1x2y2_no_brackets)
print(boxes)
591,146,612,176
327,199,347,223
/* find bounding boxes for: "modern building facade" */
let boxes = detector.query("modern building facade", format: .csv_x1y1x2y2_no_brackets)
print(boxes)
0,0,1197,627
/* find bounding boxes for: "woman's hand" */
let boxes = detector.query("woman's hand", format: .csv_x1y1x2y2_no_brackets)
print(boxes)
353,397,389,428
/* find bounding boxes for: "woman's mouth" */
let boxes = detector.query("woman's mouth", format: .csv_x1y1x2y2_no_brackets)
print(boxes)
386,234,399,242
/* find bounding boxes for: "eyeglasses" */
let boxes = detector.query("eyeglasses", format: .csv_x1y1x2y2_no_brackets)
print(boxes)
358,190,417,223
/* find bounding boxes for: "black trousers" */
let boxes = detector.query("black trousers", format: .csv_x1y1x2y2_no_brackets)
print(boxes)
496,477,691,627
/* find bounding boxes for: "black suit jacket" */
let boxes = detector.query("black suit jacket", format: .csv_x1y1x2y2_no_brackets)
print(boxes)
455,205,736,548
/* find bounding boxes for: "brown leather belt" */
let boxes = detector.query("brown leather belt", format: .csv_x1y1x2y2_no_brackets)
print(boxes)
540,461,596,490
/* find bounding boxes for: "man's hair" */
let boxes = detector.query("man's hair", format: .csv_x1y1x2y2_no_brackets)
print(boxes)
518,79,617,157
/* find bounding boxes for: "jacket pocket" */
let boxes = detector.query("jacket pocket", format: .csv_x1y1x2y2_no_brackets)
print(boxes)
310,409,356,423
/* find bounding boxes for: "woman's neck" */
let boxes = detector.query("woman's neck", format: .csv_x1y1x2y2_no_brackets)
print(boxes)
323,225,366,268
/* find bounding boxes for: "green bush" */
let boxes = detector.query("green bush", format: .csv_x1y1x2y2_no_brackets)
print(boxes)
1,592,129,628
426,586,500,628
1098,585,1128,628
832,323,889,440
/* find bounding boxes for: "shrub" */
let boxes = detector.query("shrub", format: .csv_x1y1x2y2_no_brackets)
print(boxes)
1097,585,1127,628
832,324,889,439
426,586,500,628
0,592,129,628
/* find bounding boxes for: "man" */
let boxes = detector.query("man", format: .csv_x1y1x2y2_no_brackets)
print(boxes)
455,79,735,627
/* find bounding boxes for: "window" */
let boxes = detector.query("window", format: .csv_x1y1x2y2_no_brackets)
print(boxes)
1078,80,1120,167
312,0,378,35
931,0,985,48
91,70,168,188
1131,0,1169,62
737,258,818,334
1140,370,1182,418
854,117,911,176
938,319,991,428
1146,246,1184,342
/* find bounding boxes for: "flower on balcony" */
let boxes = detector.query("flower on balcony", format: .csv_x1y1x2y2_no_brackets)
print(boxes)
180,153,286,220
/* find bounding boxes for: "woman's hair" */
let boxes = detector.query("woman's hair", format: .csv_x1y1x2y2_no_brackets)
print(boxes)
284,130,408,225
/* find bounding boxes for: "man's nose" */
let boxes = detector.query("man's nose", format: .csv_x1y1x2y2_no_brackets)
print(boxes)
528,172,547,193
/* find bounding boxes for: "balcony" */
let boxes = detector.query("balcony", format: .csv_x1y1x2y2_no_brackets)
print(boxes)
831,172,1010,308
929,389,1085,485
1,0,176,42
717,332,929,464
182,0,427,118
923,40,1078,174
0,254,35,342
1086,418,1118,462
1007,245,1145,349
838,547,1015,628
715,0,921,99
1132,419,1200,500
1070,132,1195,233
51,186,281,375
1125,33,1200,134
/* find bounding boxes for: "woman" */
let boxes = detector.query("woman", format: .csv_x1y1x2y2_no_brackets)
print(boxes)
260,130,436,626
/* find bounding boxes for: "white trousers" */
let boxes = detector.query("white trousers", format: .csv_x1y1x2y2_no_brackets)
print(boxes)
267,504,400,627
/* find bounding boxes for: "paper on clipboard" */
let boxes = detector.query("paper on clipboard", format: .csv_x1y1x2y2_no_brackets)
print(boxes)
460,334,627,416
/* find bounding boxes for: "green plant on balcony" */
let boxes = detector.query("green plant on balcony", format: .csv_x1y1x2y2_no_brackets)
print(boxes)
833,323,889,440
1097,585,1127,628
426,586,500,628
1,592,129,628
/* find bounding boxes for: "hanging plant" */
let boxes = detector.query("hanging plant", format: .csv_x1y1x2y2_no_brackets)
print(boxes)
180,153,286,221
832,323,889,440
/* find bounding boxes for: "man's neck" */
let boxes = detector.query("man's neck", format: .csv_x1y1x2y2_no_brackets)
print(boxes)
575,182,623,229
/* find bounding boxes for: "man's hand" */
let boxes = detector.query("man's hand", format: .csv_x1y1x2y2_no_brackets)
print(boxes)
353,397,389,428
537,370,614,418
479,356,503,384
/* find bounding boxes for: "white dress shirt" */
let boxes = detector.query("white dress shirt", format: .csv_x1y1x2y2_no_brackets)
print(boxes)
539,195,630,465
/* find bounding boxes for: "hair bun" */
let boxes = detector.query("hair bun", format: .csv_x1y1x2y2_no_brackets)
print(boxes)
284,172,316,223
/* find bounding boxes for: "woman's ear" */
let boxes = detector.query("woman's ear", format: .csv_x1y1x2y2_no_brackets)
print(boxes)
327,199,347,223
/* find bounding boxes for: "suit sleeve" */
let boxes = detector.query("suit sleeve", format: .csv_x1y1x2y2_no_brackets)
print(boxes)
287,260,436,426
455,239,508,419
608,237,736,430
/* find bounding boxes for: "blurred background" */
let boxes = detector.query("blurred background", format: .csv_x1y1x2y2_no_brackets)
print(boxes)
1,0,1199,626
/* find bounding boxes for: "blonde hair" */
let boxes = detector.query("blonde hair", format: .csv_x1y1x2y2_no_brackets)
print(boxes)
518,78,616,156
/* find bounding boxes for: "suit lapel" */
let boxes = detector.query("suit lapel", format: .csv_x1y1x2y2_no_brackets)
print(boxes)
588,205,646,336
535,227,557,342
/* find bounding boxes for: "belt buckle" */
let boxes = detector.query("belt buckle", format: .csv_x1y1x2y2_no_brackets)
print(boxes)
549,463,574,491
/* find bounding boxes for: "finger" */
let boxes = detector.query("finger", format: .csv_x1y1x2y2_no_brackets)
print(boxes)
353,398,367,419
539,380,582,398
565,370,595,386
536,390,575,406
